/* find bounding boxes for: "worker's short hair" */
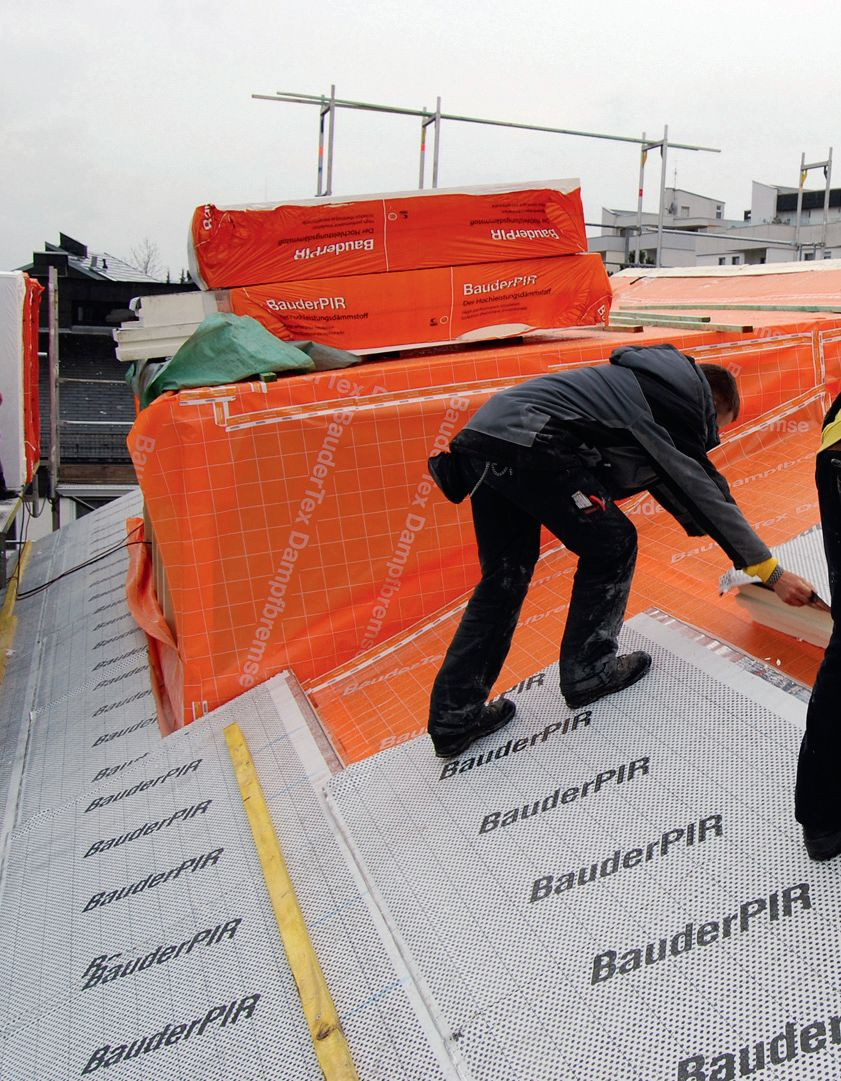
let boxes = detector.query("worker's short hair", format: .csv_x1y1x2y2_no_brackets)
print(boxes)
698,362,740,421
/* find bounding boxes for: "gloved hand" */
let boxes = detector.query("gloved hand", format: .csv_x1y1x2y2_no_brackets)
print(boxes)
773,570,825,608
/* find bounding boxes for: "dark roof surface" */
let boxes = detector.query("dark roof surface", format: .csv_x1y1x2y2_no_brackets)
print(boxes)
21,233,164,283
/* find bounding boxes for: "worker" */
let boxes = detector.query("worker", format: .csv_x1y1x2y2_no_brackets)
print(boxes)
427,343,818,760
795,393,841,861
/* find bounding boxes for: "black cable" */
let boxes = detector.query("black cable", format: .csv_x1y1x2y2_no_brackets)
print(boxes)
26,479,49,519
15,524,148,601
16,539,150,600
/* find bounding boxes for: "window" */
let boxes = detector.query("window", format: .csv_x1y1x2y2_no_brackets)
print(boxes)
715,205,723,219
804,251,815,261
680,205,690,217
718,257,726,266
732,256,741,265
824,249,833,259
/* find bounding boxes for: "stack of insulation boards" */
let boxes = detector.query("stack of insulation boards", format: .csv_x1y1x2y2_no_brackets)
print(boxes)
115,181,611,360
0,271,42,490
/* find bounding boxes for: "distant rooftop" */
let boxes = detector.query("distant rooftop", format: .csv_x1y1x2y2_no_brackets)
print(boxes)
20,232,163,283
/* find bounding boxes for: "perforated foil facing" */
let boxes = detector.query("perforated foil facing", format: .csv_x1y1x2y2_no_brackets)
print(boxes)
327,612,838,1081
10,539,158,823
1,567,450,1081
0,708,323,1080
2,489,153,824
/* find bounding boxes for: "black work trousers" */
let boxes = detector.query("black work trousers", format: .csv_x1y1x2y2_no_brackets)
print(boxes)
795,447,841,830
428,455,638,735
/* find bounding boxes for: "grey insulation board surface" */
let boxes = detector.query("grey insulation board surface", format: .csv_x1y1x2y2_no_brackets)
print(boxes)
3,485,832,1080
0,490,156,831
0,671,451,1081
326,612,830,1081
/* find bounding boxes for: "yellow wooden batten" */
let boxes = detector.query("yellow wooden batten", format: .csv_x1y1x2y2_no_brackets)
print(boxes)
224,722,359,1081
0,540,31,685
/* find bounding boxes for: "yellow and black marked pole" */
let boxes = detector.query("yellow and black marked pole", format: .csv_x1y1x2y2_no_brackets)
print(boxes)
0,540,31,685
224,722,359,1081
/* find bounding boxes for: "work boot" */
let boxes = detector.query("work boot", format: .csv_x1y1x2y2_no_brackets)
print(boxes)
430,698,516,759
802,824,841,862
564,651,652,710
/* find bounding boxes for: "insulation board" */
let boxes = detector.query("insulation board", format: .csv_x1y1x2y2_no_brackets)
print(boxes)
721,526,832,647
0,490,452,1080
326,612,833,1081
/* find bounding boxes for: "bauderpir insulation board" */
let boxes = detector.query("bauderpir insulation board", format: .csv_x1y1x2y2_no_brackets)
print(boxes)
0,492,453,1081
720,525,832,647
189,180,587,289
325,611,837,1081
228,253,610,352
0,272,28,488
0,673,453,1080
0,490,152,831
6,483,830,1080
118,252,610,360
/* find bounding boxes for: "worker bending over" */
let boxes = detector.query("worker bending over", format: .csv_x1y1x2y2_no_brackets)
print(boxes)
427,344,817,759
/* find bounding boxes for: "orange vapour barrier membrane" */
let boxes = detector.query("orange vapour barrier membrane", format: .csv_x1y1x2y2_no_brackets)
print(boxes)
22,274,43,482
226,254,611,351
189,182,587,289
127,264,841,757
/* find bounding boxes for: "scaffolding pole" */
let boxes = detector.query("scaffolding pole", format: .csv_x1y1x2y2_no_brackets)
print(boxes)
794,148,833,259
47,267,60,531
635,131,647,266
418,97,443,189
254,88,720,199
418,105,429,188
656,125,669,268
822,148,833,251
326,85,336,196
431,96,442,189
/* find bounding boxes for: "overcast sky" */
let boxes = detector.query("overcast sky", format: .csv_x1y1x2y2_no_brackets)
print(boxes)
2,0,839,280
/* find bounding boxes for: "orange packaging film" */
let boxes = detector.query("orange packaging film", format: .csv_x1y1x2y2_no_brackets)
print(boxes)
228,254,611,351
124,518,182,734
129,305,841,737
190,183,586,289
129,379,485,727
22,274,43,482
611,265,841,310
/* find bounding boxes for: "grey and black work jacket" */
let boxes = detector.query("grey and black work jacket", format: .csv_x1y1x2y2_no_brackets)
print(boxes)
450,343,771,570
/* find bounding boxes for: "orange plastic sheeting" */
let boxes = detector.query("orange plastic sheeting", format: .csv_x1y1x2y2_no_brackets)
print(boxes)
22,274,43,483
308,394,828,764
190,184,586,289
124,517,182,735
611,264,841,310
227,254,611,352
162,312,839,424
129,316,841,732
129,383,490,727
609,264,841,405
